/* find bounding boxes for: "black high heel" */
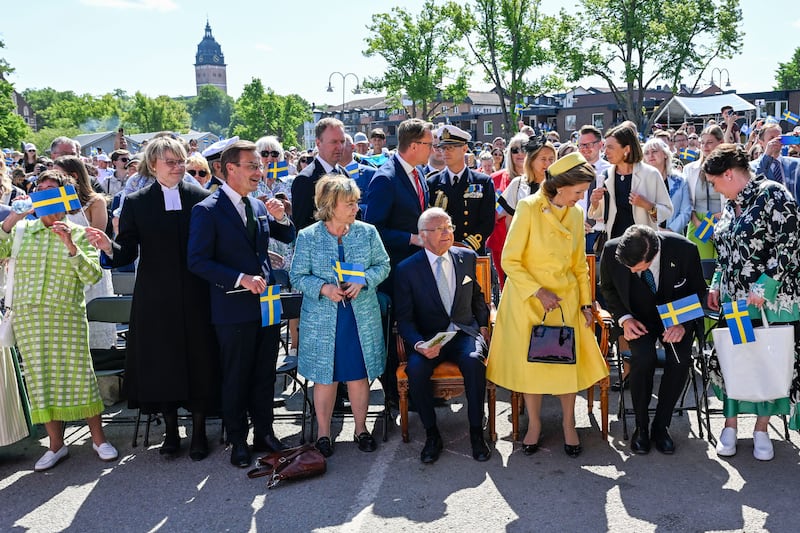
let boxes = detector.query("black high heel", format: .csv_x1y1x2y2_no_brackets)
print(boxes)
564,443,582,458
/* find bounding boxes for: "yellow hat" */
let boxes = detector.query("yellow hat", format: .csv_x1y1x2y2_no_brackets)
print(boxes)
548,152,588,177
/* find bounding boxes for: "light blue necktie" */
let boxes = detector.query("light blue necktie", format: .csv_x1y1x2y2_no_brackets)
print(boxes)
435,255,452,312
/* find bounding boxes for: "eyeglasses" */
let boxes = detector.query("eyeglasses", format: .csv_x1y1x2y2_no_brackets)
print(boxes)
187,169,208,177
260,150,281,158
436,145,461,152
233,162,264,171
160,159,186,168
421,224,455,234
413,141,434,147
578,140,601,150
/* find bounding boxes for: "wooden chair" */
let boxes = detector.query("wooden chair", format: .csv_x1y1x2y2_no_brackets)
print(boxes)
510,254,612,441
395,255,497,443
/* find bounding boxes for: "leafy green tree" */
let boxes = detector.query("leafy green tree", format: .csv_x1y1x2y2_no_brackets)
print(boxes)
187,85,234,136
27,126,82,155
0,40,32,148
363,0,470,120
229,79,310,146
775,47,800,91
453,0,562,135
22,88,127,132
551,0,742,132
124,92,190,133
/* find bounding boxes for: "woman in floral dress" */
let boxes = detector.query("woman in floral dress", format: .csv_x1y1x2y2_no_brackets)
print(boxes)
705,144,800,461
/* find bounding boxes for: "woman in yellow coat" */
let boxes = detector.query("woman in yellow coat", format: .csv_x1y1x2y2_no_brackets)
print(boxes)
487,153,609,458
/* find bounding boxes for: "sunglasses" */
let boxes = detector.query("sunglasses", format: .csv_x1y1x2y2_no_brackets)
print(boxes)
299,157,313,164
187,169,208,178
260,150,281,158
510,147,523,154
116,157,130,163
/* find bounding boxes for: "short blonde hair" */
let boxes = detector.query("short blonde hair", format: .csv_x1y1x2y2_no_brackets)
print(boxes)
185,154,211,174
314,174,361,222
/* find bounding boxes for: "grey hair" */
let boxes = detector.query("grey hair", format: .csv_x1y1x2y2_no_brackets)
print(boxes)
49,136,80,155
417,207,451,232
255,136,284,160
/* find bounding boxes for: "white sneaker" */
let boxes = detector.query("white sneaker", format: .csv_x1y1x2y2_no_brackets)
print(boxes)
715,427,737,457
753,431,774,461
34,445,69,471
288,348,297,357
93,442,119,462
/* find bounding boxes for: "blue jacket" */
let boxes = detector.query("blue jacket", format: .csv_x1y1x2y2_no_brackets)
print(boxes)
290,221,390,383
751,154,800,200
187,190,295,325
665,173,692,234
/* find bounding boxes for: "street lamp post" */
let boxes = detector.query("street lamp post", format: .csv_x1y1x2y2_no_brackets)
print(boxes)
710,68,732,89
327,72,361,122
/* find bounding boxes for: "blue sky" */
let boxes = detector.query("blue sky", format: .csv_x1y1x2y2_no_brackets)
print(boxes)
1,0,795,108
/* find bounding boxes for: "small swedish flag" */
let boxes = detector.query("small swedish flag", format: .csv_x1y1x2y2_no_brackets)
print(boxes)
266,161,289,180
722,299,755,345
30,185,82,217
260,285,282,327
679,148,699,162
331,259,366,284
694,211,717,243
345,162,359,177
782,110,800,126
657,294,704,328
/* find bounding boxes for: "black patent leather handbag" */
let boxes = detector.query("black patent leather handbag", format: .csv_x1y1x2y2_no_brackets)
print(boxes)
527,305,576,364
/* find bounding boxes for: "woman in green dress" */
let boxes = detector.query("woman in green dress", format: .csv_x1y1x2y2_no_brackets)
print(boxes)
1,171,118,471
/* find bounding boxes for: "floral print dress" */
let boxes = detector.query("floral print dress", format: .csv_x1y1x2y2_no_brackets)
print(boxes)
709,174,800,426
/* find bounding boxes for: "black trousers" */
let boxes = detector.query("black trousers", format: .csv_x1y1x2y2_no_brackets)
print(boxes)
406,332,487,431
215,321,280,445
628,323,694,432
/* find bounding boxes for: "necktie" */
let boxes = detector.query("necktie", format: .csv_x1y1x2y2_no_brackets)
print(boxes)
452,172,460,187
642,268,657,294
411,168,425,211
435,256,452,312
243,198,257,243
773,160,785,184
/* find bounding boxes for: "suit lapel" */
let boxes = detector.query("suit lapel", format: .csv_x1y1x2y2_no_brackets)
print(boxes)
395,157,421,210
217,190,250,241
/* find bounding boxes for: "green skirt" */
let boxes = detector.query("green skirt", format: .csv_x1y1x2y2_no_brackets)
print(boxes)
712,384,800,430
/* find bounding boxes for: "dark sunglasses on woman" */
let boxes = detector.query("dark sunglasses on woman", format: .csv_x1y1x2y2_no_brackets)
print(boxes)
260,150,281,158
187,169,208,178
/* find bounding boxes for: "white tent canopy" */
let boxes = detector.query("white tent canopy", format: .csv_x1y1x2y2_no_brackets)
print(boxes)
652,93,756,124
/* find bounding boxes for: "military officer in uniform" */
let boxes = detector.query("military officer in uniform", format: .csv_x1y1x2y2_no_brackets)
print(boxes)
427,125,495,254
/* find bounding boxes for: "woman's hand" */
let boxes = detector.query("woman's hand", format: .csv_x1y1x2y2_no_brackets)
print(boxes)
50,222,78,256
340,281,364,300
535,288,562,312
321,283,347,303
582,307,594,327
629,192,653,211
589,186,605,209
1,196,33,234
707,290,720,311
747,291,766,309
84,226,113,254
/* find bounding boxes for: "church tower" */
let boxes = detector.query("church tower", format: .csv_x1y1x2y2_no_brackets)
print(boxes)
194,20,227,95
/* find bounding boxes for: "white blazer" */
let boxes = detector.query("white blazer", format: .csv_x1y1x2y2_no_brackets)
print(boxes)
587,161,673,235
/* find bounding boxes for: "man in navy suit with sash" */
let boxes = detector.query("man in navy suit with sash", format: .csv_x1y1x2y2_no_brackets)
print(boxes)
600,225,706,456
365,118,435,405
395,207,491,464
188,140,296,468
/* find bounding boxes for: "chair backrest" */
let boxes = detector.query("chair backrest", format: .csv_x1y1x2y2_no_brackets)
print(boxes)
273,268,291,291
700,259,717,285
111,271,136,295
86,296,133,324
475,256,492,308
280,293,302,321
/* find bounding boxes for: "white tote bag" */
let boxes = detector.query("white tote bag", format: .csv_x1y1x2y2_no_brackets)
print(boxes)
712,308,795,403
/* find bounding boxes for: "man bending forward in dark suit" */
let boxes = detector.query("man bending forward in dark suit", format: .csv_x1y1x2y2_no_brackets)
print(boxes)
600,225,706,455
395,207,491,464
188,140,296,468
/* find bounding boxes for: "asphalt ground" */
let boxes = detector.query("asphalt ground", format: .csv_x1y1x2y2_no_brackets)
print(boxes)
2,371,799,533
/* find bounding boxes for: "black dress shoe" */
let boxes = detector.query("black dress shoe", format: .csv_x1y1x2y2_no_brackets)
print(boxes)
564,443,583,458
652,428,675,454
315,437,334,458
610,377,630,392
354,432,377,452
470,432,491,462
522,441,540,455
189,436,209,462
230,442,251,468
631,427,651,455
252,434,288,453
159,434,181,457
420,434,443,464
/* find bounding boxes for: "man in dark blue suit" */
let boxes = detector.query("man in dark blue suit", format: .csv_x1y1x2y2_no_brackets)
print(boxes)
395,207,491,464
188,140,296,468
365,118,435,404
291,118,348,230
339,134,376,212
750,123,800,199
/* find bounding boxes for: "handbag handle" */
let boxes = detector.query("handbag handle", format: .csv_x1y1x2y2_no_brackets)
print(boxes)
540,304,566,327
5,223,25,311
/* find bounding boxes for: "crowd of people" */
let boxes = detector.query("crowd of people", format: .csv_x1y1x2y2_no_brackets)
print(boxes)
1,107,800,474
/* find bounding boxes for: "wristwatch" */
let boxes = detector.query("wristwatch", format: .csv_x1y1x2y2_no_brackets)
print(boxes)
648,205,657,217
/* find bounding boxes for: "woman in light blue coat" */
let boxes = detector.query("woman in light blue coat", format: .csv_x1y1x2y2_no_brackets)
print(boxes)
290,175,390,457
643,138,692,234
